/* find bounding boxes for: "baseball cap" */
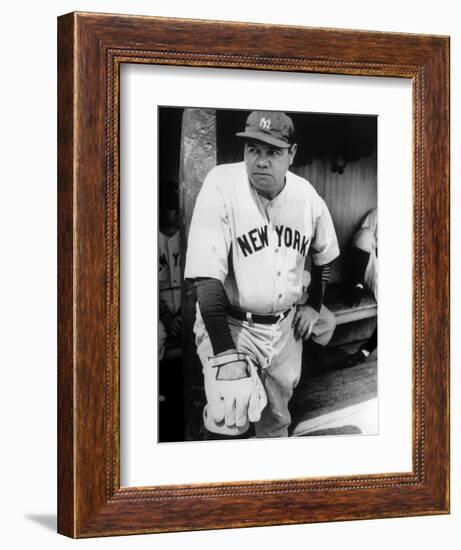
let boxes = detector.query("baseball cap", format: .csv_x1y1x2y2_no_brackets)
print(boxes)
236,110,295,148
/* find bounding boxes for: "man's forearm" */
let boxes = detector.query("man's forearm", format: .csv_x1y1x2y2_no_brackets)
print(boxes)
196,278,235,355
306,262,332,312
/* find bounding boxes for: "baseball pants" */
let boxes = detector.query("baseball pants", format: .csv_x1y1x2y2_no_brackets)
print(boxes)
194,305,336,438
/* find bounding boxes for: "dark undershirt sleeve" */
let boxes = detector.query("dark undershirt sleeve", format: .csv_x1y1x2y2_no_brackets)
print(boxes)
306,262,332,313
196,278,235,356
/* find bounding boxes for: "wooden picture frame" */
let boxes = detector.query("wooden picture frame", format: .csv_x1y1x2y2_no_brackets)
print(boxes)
57,12,450,537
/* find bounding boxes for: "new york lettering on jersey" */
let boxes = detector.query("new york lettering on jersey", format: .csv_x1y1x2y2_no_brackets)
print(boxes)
236,224,310,258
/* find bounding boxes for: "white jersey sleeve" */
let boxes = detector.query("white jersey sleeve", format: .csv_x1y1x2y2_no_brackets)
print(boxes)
184,168,231,283
310,195,340,266
360,208,378,246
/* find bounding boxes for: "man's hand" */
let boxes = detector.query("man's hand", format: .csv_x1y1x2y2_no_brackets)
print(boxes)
292,304,319,341
214,348,248,380
162,312,182,337
203,351,267,433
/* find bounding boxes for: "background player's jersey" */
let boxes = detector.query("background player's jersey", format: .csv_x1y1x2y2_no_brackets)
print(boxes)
159,230,181,313
185,162,339,314
361,208,378,248
361,208,378,299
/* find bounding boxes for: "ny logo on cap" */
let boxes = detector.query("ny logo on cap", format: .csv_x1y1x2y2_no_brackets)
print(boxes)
259,117,272,130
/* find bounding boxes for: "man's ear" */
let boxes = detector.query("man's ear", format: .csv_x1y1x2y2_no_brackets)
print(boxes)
289,143,298,165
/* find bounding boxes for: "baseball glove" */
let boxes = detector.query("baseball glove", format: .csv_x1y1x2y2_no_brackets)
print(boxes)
203,352,267,436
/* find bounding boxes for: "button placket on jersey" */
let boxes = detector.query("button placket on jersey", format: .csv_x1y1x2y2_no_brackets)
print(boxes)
267,202,285,311
267,204,283,312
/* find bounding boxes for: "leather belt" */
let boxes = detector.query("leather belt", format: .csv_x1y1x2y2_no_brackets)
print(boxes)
228,307,291,325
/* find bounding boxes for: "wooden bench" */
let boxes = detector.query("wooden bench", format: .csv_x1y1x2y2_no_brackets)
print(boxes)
324,283,377,326
323,283,377,348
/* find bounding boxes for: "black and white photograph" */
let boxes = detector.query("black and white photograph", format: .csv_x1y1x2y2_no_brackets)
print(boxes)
1,0,454,545
158,107,378,442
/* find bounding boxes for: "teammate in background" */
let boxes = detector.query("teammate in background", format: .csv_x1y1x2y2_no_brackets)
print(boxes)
185,111,339,438
158,181,182,360
344,208,377,367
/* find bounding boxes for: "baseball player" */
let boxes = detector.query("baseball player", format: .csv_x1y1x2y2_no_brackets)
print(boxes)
346,208,378,306
344,208,378,367
185,111,340,438
158,182,182,360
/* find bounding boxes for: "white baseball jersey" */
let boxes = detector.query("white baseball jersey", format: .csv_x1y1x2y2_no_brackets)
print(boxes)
361,208,378,299
185,162,339,315
159,230,181,313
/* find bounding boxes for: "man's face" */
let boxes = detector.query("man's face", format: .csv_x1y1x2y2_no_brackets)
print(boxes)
244,140,297,199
